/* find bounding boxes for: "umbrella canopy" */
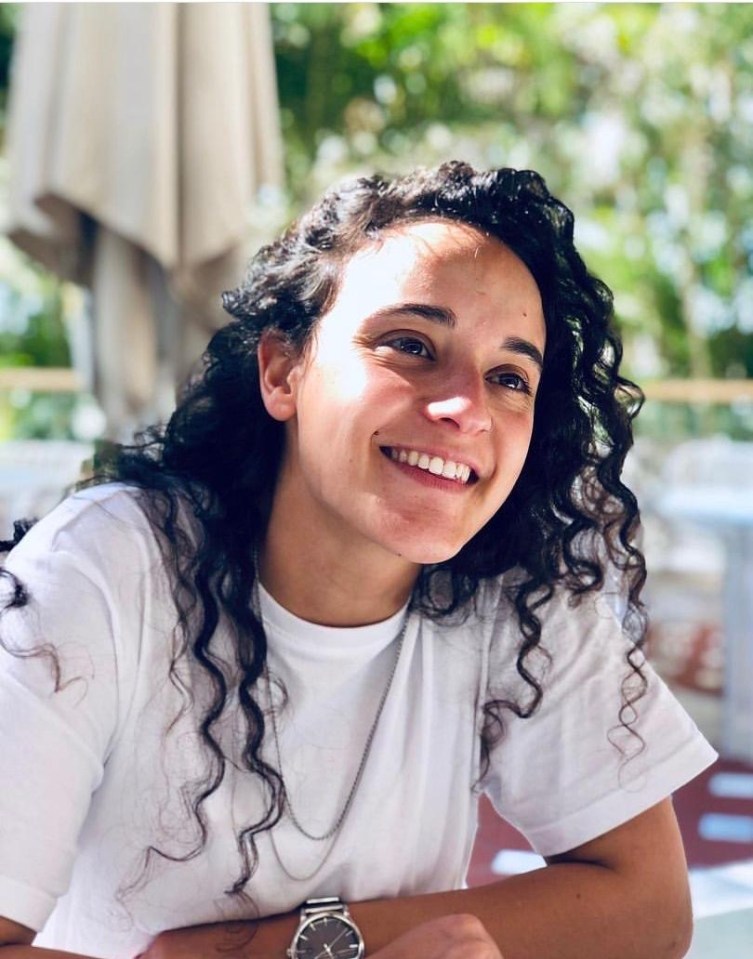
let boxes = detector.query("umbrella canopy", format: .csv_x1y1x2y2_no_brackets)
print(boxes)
4,1,283,437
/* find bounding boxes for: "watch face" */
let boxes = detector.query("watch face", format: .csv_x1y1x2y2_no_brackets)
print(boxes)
293,915,363,959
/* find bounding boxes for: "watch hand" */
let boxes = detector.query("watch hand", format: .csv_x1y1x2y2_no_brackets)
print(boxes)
328,928,348,948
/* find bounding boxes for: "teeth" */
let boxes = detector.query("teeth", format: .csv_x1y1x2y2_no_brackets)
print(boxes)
387,448,472,484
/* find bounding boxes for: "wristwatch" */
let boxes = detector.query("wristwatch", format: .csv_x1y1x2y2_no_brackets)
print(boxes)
287,896,365,959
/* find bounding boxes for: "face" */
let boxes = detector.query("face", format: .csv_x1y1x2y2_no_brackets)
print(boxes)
261,220,546,567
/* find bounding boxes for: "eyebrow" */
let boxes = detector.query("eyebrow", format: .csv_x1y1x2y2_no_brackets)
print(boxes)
370,303,457,326
370,302,545,370
503,335,545,372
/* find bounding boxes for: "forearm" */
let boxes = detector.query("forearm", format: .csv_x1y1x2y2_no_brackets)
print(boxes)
354,796,692,959
353,859,690,959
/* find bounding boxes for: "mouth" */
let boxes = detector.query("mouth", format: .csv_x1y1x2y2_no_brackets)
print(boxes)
380,446,478,485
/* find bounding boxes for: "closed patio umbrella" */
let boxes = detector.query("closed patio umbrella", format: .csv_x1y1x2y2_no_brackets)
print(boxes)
4,1,283,438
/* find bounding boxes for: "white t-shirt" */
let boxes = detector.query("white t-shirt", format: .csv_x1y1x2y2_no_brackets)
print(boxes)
0,486,716,959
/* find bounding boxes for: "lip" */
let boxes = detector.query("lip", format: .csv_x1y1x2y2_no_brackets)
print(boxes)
378,443,483,484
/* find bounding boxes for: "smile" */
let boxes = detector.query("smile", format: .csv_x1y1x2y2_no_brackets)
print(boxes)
382,447,475,484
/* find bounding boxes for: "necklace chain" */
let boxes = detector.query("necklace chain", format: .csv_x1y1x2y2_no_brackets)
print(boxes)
254,578,408,842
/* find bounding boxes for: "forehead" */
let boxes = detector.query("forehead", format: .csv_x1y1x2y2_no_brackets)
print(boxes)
326,218,544,322
350,219,504,274
337,218,542,297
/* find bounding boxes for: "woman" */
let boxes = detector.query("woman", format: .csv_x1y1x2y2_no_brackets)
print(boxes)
1,162,715,959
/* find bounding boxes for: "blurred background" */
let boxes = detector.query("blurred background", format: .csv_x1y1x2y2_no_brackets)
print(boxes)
0,3,751,951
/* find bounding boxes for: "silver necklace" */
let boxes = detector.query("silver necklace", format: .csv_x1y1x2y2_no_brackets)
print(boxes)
254,578,409,842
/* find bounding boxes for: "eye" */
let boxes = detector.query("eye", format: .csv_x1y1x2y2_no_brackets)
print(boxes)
487,369,532,394
383,335,433,359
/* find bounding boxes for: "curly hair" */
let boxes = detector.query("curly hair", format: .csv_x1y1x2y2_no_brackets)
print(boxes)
1,161,646,897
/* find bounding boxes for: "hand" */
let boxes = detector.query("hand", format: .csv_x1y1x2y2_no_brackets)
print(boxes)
369,915,504,959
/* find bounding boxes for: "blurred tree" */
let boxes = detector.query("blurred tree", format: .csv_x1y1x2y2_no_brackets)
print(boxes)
0,270,70,368
0,4,78,438
0,3,17,131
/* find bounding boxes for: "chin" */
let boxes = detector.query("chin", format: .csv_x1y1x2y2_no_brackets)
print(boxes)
374,514,479,565
388,536,467,566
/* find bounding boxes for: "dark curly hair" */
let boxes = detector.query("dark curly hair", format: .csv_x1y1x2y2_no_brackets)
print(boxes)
1,161,646,898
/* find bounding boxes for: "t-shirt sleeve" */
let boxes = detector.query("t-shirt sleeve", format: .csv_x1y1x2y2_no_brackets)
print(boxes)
480,585,718,857
0,491,145,931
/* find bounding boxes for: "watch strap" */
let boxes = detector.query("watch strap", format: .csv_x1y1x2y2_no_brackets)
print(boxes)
300,895,349,919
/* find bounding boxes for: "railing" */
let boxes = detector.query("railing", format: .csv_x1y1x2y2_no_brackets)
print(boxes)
0,367,84,392
641,379,753,404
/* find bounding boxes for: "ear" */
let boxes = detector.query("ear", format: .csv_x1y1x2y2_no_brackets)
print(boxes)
257,332,303,422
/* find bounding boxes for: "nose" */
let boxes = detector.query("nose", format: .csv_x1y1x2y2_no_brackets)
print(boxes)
422,370,493,434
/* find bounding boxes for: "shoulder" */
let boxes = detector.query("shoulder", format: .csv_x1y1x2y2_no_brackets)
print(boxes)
5,483,162,583
3,484,172,668
1,485,181,721
470,569,639,704
13,482,153,545
476,568,631,651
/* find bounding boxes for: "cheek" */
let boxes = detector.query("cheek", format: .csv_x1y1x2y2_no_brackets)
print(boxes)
300,353,374,414
330,358,371,401
492,418,534,485
500,409,535,447
292,388,361,485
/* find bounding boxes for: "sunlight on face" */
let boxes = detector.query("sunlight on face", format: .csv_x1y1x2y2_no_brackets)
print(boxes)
272,220,546,566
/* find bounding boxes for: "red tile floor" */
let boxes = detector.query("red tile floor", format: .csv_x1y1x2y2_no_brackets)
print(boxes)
468,616,753,886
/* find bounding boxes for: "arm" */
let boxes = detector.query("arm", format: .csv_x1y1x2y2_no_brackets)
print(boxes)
0,915,504,959
2,800,683,959
139,797,692,959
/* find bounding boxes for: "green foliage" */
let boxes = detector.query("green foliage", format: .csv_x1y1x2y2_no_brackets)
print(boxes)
0,242,75,440
0,4,17,129
3,392,80,440
0,277,71,368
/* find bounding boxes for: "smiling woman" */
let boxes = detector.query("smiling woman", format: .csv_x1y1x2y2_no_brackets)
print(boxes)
259,221,545,589
0,163,715,959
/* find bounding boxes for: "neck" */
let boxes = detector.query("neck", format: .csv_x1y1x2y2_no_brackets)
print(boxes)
260,501,420,629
